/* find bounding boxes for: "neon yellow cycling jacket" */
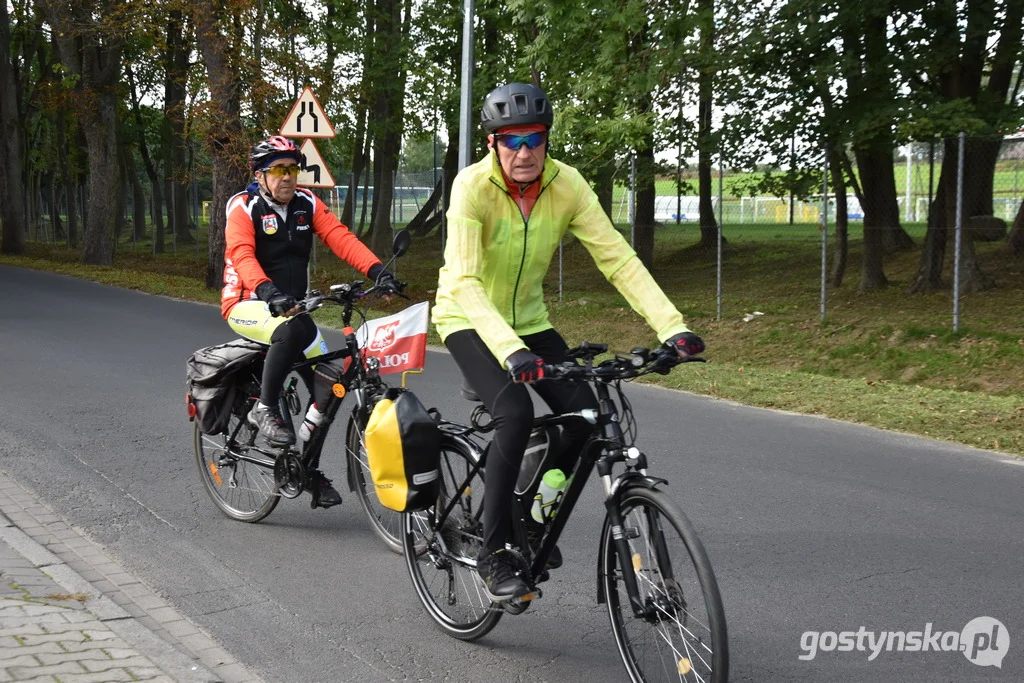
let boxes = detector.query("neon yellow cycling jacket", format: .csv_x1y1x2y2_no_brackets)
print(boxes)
432,151,691,364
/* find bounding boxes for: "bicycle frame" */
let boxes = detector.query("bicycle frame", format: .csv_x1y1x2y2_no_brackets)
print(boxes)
219,285,393,489
433,365,677,618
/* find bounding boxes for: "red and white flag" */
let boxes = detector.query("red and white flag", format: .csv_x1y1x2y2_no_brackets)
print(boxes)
355,301,429,375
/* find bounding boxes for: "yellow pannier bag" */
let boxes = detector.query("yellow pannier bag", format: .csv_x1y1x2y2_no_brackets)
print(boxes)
364,388,440,512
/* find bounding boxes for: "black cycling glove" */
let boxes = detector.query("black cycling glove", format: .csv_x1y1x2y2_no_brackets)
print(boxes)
665,331,705,357
255,281,297,317
268,294,298,317
506,349,545,383
367,263,405,293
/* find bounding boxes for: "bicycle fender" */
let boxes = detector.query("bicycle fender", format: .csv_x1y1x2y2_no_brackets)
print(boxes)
595,476,669,605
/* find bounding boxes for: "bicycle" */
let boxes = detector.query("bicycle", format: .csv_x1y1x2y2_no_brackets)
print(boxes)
192,231,417,552
401,342,728,683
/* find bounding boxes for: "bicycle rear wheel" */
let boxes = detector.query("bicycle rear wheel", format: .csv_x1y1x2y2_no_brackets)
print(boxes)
601,486,728,683
401,434,502,640
194,414,279,523
346,411,403,553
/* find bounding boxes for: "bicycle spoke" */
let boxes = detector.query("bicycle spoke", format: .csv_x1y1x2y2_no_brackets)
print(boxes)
347,413,403,552
194,418,279,523
603,487,727,682
403,437,501,640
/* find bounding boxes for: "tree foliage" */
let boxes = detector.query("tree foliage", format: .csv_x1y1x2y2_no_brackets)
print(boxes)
2,0,1022,288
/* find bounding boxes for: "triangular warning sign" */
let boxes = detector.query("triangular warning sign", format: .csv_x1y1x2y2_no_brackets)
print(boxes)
279,87,336,138
296,139,335,188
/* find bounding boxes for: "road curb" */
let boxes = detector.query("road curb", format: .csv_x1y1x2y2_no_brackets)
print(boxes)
0,471,265,683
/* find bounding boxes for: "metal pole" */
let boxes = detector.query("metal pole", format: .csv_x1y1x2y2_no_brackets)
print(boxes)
953,132,965,332
717,155,724,321
820,143,829,322
789,133,795,225
441,168,448,250
629,154,636,248
457,0,475,171
928,140,935,225
909,142,917,222
1007,153,1015,206
677,84,682,225
171,182,177,256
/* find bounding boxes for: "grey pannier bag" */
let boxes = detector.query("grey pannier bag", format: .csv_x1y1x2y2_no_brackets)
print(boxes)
185,339,265,434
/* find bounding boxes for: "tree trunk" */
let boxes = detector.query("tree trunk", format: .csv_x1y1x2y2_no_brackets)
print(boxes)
696,0,718,249
829,146,849,287
115,148,127,243
854,148,897,291
1009,199,1024,254
358,137,372,236
344,0,376,229
47,172,64,240
58,115,79,248
124,148,147,242
79,95,120,264
696,89,718,248
952,137,998,293
26,173,38,241
593,159,615,220
126,66,164,247
366,0,409,255
193,1,250,289
634,143,657,270
45,2,123,265
164,9,193,244
0,0,27,255
343,107,368,228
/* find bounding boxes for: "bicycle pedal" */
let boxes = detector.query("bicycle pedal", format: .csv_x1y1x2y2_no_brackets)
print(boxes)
503,588,541,614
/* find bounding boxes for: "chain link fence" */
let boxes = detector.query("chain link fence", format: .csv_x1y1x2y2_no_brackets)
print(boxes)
15,135,1022,329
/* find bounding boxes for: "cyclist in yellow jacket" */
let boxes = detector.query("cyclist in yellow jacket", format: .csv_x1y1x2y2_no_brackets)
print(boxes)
432,82,705,601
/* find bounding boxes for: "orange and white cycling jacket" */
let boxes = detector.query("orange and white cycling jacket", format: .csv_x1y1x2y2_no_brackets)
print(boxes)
220,187,381,319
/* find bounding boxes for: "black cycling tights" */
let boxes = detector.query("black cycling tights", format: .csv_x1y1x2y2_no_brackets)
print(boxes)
445,328,599,556
260,314,317,407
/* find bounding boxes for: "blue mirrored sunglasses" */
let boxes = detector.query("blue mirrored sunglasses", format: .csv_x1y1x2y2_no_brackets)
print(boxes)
496,131,547,150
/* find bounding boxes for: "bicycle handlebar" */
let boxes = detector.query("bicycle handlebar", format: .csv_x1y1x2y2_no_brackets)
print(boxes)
290,277,408,316
542,344,705,382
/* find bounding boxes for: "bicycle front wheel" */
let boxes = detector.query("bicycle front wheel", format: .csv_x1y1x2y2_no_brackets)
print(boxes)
401,434,502,640
193,416,279,523
601,486,728,683
346,411,403,553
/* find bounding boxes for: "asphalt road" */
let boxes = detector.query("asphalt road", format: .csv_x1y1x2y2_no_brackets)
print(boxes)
0,264,1021,682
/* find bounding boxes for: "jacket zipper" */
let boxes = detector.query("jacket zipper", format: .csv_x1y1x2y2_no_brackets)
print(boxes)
491,176,551,329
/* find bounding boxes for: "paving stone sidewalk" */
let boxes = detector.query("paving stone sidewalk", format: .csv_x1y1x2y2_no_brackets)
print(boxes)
0,472,264,683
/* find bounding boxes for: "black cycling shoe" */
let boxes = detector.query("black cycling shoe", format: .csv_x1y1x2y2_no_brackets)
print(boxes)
477,549,531,602
308,469,342,509
248,402,296,446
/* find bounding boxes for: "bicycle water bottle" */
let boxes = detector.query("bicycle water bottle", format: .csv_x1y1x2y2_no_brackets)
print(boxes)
531,468,566,523
297,403,325,443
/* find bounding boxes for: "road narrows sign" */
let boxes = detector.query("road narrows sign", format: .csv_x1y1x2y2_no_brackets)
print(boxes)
279,87,336,139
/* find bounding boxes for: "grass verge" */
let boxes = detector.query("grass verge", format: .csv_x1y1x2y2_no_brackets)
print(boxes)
4,226,1022,456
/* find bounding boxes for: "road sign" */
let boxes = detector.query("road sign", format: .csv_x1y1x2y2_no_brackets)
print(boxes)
279,87,336,138
297,139,335,188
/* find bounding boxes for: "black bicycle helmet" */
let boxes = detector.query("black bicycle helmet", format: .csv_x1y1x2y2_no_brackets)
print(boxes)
249,136,301,173
480,83,553,132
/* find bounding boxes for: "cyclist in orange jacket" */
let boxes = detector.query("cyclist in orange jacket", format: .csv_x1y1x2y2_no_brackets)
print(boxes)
221,136,396,507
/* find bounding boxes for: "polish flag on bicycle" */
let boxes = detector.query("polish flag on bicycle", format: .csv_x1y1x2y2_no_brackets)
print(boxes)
355,301,429,375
